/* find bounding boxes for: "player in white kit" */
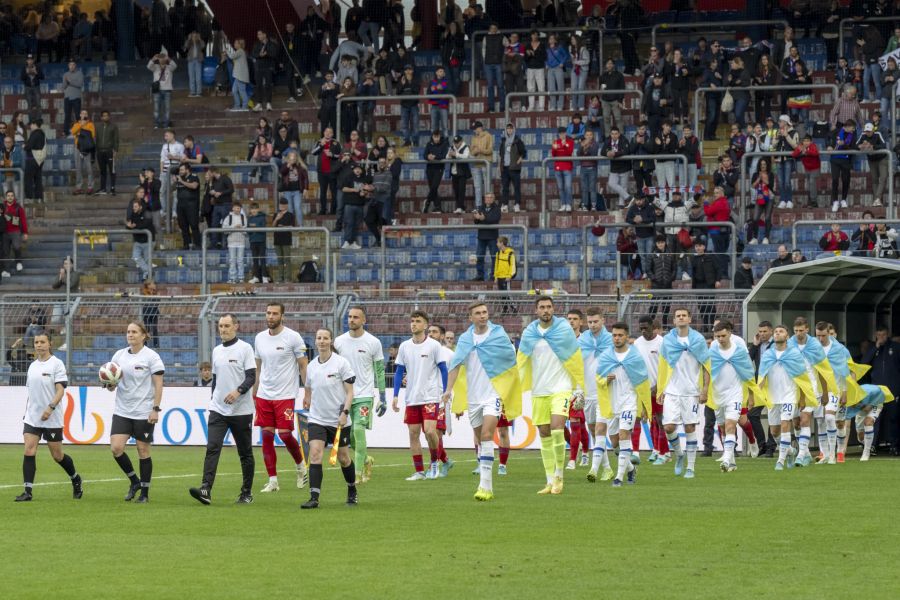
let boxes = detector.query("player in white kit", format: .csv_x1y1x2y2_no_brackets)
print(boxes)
788,317,833,467
710,321,757,472
814,321,846,465
428,323,455,476
580,308,614,482
15,331,82,502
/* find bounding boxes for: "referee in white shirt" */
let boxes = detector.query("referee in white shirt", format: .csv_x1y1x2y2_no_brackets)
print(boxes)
190,314,257,505
16,331,82,502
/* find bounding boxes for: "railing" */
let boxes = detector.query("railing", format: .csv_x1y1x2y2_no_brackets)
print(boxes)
693,83,840,150
503,88,643,127
379,224,529,297
738,149,895,218
399,157,493,185
619,288,750,336
0,293,78,378
651,19,790,48
72,228,154,283
200,226,332,294
539,154,689,227
470,25,604,97
839,16,900,69
0,167,25,202
790,219,898,250
335,94,458,141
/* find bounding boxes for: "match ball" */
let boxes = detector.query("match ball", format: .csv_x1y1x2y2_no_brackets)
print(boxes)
98,362,122,386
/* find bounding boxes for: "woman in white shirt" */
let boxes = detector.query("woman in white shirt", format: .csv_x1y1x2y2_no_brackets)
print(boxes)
302,328,356,509
16,331,82,502
105,322,165,504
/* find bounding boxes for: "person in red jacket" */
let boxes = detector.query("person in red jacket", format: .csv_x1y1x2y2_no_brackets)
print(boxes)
616,225,641,280
791,134,821,208
551,127,574,212
2,190,28,277
818,223,850,254
702,186,731,278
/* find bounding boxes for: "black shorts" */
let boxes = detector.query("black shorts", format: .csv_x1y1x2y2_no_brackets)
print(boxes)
111,414,156,443
308,423,351,447
23,423,63,442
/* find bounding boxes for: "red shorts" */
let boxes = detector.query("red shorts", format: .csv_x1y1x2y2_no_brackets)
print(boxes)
568,408,586,421
497,412,512,428
436,404,447,432
651,395,662,416
404,402,440,425
254,397,296,430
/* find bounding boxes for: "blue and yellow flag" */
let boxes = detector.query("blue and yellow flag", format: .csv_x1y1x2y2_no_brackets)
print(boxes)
709,342,761,410
656,328,710,396
517,316,584,394
845,384,895,419
578,327,613,361
788,335,839,398
449,322,522,419
595,344,652,420
824,338,868,406
757,345,818,408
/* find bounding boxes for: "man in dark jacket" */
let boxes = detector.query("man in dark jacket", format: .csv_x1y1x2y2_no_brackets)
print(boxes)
602,127,631,208
690,239,718,328
630,122,655,196
424,130,449,213
95,110,119,195
599,59,626,133
647,234,676,326
748,321,776,457
713,155,740,199
862,325,900,454
341,162,372,249
483,23,505,113
626,194,656,275
499,123,526,212
24,119,46,204
770,244,792,268
733,256,754,288
126,199,155,281
208,167,234,249
251,30,280,111
20,54,44,120
473,191,501,281
641,73,672,135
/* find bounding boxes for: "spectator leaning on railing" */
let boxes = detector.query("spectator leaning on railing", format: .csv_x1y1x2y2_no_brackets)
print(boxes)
818,223,850,255
473,192,501,282
856,123,888,208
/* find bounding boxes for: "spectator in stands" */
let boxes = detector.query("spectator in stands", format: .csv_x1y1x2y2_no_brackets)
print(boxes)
140,280,160,346
70,110,95,196
1,190,26,277
851,211,877,256
701,58,723,141
640,46,665,93
703,186,732,278
726,123,746,166
733,256,754,289
578,130,601,212
35,14,60,63
93,10,113,61
49,256,78,328
616,225,640,280
647,234,677,315
272,198,295,282
691,239,719,326
826,119,857,211
599,59,625,134
20,55,43,121
630,122,655,201
1,136,23,196
786,61,813,133
225,38,250,111
317,72,339,133
174,163,201,250
183,31,205,99
499,123,525,213
208,166,234,249
652,121,678,202
834,56,852,90
195,363,213,387
441,21,465,97
829,85,864,131
502,33,525,110
448,135,471,213
791,134,821,209
279,152,308,226
791,248,806,263
679,124,702,192
424,130,449,213
357,70,380,142
568,36,589,112
609,0,642,75
534,0,556,26
396,65,419,147
337,77,359,140
712,155,739,201
222,201,247,282
148,53,176,130
126,199,154,282
748,158,775,245
247,201,270,283
299,7,325,83
626,194,656,276
385,146,402,224
251,134,274,181
94,111,119,196
366,157,391,246
818,223,850,256
771,244,792,268
159,129,184,229
494,235,516,314
668,49,690,125
551,127,574,212
428,66,450,139
857,26,884,102
873,223,899,258
751,54,777,124
726,57,751,130
857,122,888,208
603,127,631,209
642,73,672,136
251,30,279,112
341,162,372,249
472,191,501,281
332,152,355,232
61,61,84,139
469,121,492,209
311,127,341,215
879,57,899,121
774,114,800,209
70,12,92,60
524,31,546,112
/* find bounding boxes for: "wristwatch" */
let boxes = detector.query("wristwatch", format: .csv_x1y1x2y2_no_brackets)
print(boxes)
342,409,350,415
152,406,162,412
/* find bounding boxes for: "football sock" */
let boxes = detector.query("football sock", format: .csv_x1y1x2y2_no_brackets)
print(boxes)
540,436,555,483
309,463,323,499
341,462,356,487
551,429,566,475
798,426,811,457
261,429,278,477
429,448,438,463
56,454,77,478
631,422,642,452
569,421,583,461
479,440,495,491
438,438,448,463
499,446,509,466
591,443,605,472
616,438,633,481
351,422,367,468
139,457,152,496
837,422,847,453
740,420,756,444
278,431,304,464
816,417,827,454
667,430,683,456
863,426,874,453
641,420,654,451
114,452,139,483
779,432,792,462
685,430,697,470
23,455,35,489
723,433,736,464
825,413,837,459
412,454,424,473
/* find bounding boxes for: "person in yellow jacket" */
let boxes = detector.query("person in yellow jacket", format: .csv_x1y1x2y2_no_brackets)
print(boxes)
70,109,95,195
494,236,516,315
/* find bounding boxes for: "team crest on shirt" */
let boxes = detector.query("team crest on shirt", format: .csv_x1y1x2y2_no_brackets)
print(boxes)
359,405,370,417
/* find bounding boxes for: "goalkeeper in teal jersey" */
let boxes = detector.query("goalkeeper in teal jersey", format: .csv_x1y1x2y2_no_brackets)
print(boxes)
335,307,387,482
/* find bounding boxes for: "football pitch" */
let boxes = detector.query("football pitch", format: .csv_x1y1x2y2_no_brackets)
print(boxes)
2,445,899,599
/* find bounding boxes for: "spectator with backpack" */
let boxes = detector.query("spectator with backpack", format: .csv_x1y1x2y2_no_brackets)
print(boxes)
70,109,95,196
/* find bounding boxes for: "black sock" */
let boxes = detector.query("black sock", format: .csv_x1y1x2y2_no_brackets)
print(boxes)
139,457,152,495
309,463,323,499
114,453,139,483
23,455,36,489
341,462,356,487
56,454,77,478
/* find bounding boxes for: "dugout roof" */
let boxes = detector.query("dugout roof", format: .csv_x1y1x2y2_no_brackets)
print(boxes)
742,256,900,345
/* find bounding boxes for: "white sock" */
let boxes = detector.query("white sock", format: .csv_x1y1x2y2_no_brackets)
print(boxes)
616,439,632,480
601,439,611,468
816,417,827,455
825,413,837,459
724,433,736,464
479,440,494,491
863,426,874,452
667,431,683,457
837,422,848,453
269,475,278,484
554,466,563,479
798,426,811,457
591,445,605,472
685,430,697,470
778,432,792,462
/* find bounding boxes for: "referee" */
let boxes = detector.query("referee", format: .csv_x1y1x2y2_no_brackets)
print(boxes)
302,329,357,509
16,331,82,502
190,314,257,505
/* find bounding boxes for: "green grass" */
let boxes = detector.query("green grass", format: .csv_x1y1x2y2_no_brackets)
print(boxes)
2,444,899,599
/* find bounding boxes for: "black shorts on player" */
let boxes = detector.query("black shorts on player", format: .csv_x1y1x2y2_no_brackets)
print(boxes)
23,424,63,442
308,423,351,447
111,415,156,443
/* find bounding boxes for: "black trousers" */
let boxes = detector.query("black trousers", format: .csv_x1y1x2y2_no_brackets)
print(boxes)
831,158,852,202
748,405,775,453
97,149,116,192
202,411,254,493
633,168,653,193
703,405,717,451
255,67,274,104
318,172,337,214
364,199,384,244
501,167,521,208
250,241,269,280
425,169,443,211
24,158,43,201
176,198,201,249
452,174,468,210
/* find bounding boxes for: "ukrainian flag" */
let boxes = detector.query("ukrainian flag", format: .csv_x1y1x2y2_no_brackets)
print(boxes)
845,384,895,419
756,345,818,408
656,328,710,398
449,322,522,419
578,327,613,361
595,345,652,420
709,343,761,410
825,337,868,406
517,316,584,394
788,335,839,399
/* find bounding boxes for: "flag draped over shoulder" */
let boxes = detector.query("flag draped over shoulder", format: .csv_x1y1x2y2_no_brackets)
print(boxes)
517,316,584,394
788,335,838,398
824,338,868,406
595,345,652,420
845,384,895,419
756,345,817,408
709,342,760,410
449,322,522,419
656,328,710,396
578,328,612,362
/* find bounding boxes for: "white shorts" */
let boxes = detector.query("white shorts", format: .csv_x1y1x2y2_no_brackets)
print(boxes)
584,397,599,424
468,396,502,429
714,397,743,425
814,393,839,418
836,405,847,421
662,394,700,426
607,404,637,437
780,401,814,422
855,405,882,430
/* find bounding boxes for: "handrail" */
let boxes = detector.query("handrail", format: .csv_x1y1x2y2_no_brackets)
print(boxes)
839,16,900,71
619,288,749,332
738,149,895,218
790,219,897,249
0,168,25,203
693,83,839,151
470,25,604,97
72,228,153,281
380,224,529,297
893,84,897,151
200,226,331,294
504,88,643,127
335,94,458,142
651,19,790,48
399,157,493,184
539,154,688,228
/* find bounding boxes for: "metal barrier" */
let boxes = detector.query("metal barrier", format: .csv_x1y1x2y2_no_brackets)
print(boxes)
738,149,895,218
618,289,750,336
651,19,789,48
0,294,75,381
379,224,529,296
335,94,458,142
200,226,332,294
503,88,643,127
839,16,899,70
72,228,154,283
540,154,688,227
693,83,839,149
470,25,604,97
399,157,493,186
0,167,25,202
790,218,898,250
